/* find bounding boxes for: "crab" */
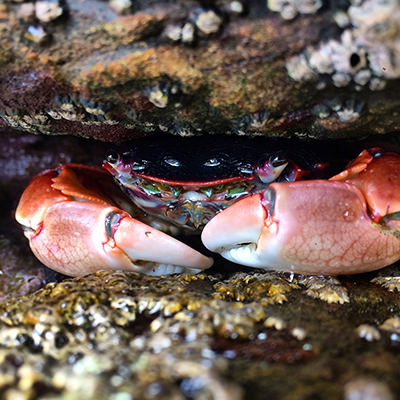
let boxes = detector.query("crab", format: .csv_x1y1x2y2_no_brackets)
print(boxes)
15,137,400,277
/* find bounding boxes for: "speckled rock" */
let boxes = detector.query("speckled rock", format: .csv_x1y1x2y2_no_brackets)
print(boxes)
0,0,398,140
0,268,398,399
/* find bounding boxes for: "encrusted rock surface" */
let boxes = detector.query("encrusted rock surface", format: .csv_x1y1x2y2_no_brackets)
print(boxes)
0,269,399,399
0,0,399,140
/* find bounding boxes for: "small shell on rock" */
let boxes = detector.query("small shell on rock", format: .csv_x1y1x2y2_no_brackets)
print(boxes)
264,316,286,330
286,53,316,81
146,85,169,108
182,22,195,43
333,10,350,28
312,103,330,119
356,324,381,342
296,0,322,14
16,2,35,20
25,25,49,44
369,77,386,91
291,327,307,340
228,1,244,14
379,317,400,334
268,0,322,20
354,69,372,86
371,275,400,292
300,276,349,304
332,72,351,88
344,377,394,400
280,4,297,20
109,0,132,14
335,99,363,123
195,10,222,35
35,0,63,23
164,24,182,42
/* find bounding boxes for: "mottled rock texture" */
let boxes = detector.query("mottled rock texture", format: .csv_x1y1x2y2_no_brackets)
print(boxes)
0,269,398,399
0,0,399,141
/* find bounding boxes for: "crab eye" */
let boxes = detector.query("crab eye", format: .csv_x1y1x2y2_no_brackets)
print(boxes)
131,161,147,171
256,153,289,184
238,163,253,175
270,153,288,167
106,151,120,164
164,157,181,167
204,158,221,167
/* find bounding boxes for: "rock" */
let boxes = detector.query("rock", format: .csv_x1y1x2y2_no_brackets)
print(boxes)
0,0,398,141
0,269,398,398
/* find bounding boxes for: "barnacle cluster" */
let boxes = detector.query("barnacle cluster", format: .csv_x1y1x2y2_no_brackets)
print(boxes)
267,0,322,20
14,0,65,44
0,271,301,398
286,0,400,91
163,8,224,45
0,95,119,135
0,266,397,398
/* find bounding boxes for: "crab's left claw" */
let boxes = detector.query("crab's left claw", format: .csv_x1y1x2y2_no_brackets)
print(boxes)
16,165,213,277
202,180,400,275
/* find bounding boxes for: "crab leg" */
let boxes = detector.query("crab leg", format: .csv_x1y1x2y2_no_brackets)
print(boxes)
16,165,213,277
202,151,400,275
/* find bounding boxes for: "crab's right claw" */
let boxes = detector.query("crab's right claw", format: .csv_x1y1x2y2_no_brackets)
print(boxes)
202,181,400,275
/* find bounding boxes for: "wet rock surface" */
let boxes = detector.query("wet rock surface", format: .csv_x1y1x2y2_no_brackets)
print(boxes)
0,0,399,140
0,269,399,399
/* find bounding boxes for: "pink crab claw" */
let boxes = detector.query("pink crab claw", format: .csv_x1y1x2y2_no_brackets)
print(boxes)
202,150,400,275
16,165,213,277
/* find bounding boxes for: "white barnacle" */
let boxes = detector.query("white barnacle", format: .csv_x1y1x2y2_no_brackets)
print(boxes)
109,0,132,14
195,10,222,35
164,25,182,42
35,0,63,23
181,23,195,43
286,54,317,82
356,324,381,342
147,86,168,109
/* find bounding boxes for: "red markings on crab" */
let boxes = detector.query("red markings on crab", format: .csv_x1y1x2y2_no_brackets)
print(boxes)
131,173,255,187
343,152,400,221
330,150,400,221
52,164,119,206
290,165,308,181
330,149,374,181
16,170,69,231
